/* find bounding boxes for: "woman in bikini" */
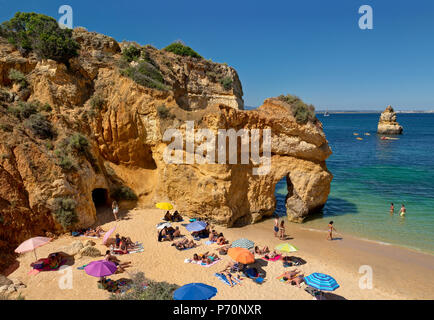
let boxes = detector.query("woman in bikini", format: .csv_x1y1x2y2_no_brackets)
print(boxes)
202,253,219,265
104,250,131,272
264,250,278,260
220,271,242,287
279,220,285,240
274,218,279,237
216,233,227,245
278,269,301,281
327,221,336,240
254,246,270,255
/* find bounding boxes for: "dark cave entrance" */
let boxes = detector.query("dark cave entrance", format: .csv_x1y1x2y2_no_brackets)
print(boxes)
274,175,294,217
92,188,109,208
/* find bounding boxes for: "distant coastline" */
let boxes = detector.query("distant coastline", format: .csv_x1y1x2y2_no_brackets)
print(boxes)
244,106,434,113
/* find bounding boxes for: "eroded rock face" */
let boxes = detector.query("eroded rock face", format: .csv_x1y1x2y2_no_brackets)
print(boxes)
377,105,403,134
0,28,332,269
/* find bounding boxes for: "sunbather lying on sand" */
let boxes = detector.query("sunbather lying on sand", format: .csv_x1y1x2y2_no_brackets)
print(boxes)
172,238,197,250
264,250,278,259
104,250,131,272
290,274,305,287
254,246,270,255
278,269,301,281
221,261,246,273
192,252,209,262
218,244,231,255
202,253,219,265
216,233,228,245
220,271,242,287
84,226,104,237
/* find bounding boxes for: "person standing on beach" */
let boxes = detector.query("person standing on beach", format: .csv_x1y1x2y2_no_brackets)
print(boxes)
279,220,285,240
112,200,119,221
390,203,394,214
274,218,279,238
327,221,336,240
400,204,406,217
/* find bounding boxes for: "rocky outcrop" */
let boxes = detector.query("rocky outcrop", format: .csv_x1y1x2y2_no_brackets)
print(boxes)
377,105,403,134
0,27,332,270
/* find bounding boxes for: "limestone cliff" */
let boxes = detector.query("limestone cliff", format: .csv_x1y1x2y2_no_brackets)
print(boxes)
0,27,332,270
377,105,403,134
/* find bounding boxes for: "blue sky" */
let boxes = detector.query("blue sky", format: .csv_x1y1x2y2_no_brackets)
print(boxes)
1,0,433,110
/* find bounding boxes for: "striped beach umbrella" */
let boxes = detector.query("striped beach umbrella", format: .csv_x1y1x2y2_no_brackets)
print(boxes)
231,238,254,249
275,243,298,253
304,273,340,291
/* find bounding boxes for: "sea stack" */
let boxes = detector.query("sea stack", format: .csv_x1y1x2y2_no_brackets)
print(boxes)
377,105,403,134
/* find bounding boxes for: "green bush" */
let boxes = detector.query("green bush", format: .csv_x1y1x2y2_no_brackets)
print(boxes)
8,69,28,88
122,45,141,62
220,76,233,90
39,103,52,112
24,113,54,139
53,197,78,230
278,94,316,124
68,133,89,153
109,272,178,300
163,42,202,59
157,104,174,119
0,123,13,132
8,101,38,120
110,186,138,201
90,95,105,110
120,61,167,90
1,12,79,65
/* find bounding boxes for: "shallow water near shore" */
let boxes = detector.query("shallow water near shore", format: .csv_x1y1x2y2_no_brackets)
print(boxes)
275,113,434,254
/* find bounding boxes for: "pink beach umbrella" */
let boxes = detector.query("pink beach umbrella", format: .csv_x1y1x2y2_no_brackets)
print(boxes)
102,226,116,245
15,236,52,260
84,260,117,277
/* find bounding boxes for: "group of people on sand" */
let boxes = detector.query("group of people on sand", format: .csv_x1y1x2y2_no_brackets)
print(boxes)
273,218,287,240
163,210,183,222
171,237,197,250
31,252,64,270
158,226,182,242
113,233,140,254
192,251,220,265
209,229,228,245
278,269,305,287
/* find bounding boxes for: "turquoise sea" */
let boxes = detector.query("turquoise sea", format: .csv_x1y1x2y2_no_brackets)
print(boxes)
275,113,434,254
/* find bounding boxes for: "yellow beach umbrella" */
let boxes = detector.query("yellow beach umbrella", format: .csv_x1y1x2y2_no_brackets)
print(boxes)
156,202,173,210
275,243,298,253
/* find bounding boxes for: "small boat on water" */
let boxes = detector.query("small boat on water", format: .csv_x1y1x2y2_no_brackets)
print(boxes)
353,133,359,136
356,137,363,140
324,111,330,117
381,136,399,140
364,133,371,136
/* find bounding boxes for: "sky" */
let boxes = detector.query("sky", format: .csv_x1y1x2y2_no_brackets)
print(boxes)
0,0,433,110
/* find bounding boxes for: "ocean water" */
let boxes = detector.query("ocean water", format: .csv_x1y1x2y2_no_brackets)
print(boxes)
275,113,434,254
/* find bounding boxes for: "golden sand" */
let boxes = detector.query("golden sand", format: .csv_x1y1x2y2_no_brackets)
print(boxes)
6,207,434,300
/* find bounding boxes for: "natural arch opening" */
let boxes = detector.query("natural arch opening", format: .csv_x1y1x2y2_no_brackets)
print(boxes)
92,188,109,208
274,175,294,217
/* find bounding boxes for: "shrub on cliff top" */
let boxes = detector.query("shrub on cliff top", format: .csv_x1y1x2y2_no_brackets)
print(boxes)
122,45,141,62
163,42,202,59
278,94,316,124
0,12,79,65
220,76,233,91
53,197,78,230
120,61,167,91
8,101,38,120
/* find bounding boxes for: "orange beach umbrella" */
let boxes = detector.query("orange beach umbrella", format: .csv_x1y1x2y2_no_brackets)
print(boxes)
228,247,255,264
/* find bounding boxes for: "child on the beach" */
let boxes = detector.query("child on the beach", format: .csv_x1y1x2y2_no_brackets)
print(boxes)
327,221,336,240
279,220,285,240
274,218,279,237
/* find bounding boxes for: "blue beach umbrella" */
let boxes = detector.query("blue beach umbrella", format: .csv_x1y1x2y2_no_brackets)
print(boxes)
173,283,217,300
231,238,254,250
185,221,207,232
304,273,340,291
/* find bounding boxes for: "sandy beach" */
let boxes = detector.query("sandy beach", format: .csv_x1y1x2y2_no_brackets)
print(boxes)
5,207,434,300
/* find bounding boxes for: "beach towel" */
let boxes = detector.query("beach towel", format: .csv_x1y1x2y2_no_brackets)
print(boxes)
185,258,221,268
77,264,88,270
263,254,281,261
214,273,241,287
112,243,144,255
28,259,66,275
175,246,195,251
205,240,216,245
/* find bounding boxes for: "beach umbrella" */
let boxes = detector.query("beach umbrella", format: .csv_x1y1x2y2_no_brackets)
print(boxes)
185,221,207,232
84,260,117,277
228,247,255,264
156,202,173,210
173,283,217,300
15,236,52,260
102,226,116,245
304,273,340,291
275,243,298,253
231,238,254,250
156,222,172,230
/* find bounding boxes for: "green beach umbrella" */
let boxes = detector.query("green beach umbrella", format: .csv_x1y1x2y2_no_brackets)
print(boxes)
275,243,298,253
